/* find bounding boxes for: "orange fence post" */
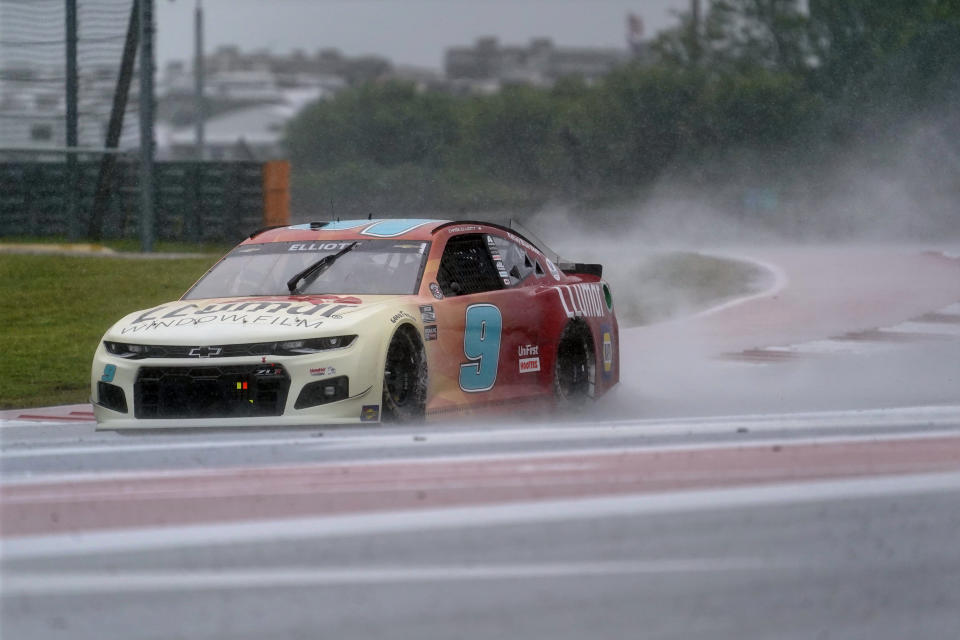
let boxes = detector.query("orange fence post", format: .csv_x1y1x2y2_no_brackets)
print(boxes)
262,160,291,227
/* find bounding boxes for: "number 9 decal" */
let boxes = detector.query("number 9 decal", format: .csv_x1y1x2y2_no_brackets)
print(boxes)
459,304,502,392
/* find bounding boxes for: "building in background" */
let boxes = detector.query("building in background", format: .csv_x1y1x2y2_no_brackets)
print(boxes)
3,10,650,158
444,35,642,92
155,45,391,159
0,62,142,156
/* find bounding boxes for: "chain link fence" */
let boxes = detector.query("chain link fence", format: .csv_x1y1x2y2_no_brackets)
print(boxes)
1,1,288,243
0,0,139,150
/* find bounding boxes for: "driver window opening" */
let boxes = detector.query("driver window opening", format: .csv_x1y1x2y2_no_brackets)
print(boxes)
436,234,503,296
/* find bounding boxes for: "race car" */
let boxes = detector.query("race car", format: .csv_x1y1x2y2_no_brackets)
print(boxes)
91,219,619,429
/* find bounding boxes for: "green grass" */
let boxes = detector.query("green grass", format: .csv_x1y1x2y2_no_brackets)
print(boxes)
0,253,219,409
0,250,764,409
608,252,766,326
0,236,234,255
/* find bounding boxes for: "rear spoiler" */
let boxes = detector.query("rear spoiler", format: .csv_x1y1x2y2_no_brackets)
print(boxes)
559,262,603,278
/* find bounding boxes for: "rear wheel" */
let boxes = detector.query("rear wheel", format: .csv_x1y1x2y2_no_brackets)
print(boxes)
553,321,595,406
381,325,426,422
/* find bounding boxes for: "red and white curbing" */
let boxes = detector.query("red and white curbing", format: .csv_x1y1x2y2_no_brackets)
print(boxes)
725,301,960,364
0,404,95,425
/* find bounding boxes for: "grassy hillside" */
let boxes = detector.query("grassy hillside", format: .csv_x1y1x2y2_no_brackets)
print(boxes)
0,254,219,409
0,250,762,409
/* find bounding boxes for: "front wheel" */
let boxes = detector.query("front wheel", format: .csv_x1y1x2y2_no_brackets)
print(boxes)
381,325,426,422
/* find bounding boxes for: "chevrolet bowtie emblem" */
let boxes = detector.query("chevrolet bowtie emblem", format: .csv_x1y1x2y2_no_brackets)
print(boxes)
188,346,222,358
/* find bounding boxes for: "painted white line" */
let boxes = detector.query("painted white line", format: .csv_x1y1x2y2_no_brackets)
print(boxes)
0,435,328,460
5,429,960,501
733,304,960,362
3,405,960,463
276,406,960,452
0,419,91,428
765,340,884,355
4,471,959,561
882,321,960,337
5,427,960,490
1,557,790,597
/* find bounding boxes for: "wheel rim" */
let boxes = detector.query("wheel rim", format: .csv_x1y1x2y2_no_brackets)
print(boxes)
556,335,587,400
384,330,418,409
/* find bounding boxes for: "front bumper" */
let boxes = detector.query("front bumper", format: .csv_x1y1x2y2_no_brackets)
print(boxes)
90,338,383,430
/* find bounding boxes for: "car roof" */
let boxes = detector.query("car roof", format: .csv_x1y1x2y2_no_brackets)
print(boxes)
247,219,448,244
245,218,544,252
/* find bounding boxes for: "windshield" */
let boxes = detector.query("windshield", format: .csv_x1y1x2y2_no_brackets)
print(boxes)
183,240,430,299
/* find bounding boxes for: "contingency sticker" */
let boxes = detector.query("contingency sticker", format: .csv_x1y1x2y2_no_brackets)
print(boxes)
361,405,380,422
309,366,337,377
424,325,438,341
602,328,614,376
419,305,436,323
100,364,116,383
546,258,562,281
518,344,541,373
519,357,541,373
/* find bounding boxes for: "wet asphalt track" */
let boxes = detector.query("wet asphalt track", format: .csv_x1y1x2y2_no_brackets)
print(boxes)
2,245,959,639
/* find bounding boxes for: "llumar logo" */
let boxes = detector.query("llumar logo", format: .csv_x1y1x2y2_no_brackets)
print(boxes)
121,297,362,334
553,283,606,318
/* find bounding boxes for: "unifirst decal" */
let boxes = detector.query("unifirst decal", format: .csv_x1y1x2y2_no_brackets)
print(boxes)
553,283,607,319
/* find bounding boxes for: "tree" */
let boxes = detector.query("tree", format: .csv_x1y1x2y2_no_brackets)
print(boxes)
707,0,811,73
808,0,960,97
285,81,459,169
652,0,811,74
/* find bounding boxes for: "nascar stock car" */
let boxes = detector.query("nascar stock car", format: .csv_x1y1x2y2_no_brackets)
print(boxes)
91,219,619,429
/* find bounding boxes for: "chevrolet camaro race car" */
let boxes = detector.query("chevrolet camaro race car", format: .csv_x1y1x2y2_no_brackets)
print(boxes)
91,219,619,429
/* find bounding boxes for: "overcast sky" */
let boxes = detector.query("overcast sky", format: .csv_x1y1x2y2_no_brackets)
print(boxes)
156,0,688,71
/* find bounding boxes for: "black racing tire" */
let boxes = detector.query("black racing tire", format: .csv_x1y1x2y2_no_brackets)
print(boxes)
381,324,427,422
553,320,595,407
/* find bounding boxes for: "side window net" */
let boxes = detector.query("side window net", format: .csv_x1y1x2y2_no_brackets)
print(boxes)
437,235,504,296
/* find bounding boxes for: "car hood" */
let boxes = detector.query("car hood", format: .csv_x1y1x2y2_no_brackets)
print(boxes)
103,294,411,344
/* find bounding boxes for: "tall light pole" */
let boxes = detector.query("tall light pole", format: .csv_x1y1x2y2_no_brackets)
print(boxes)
139,0,155,252
194,0,205,160
65,0,79,239
690,0,701,64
